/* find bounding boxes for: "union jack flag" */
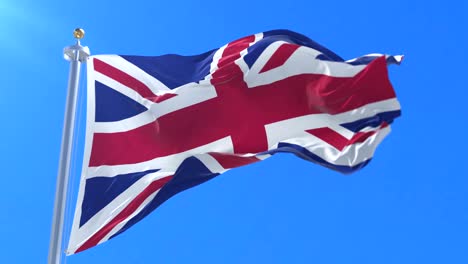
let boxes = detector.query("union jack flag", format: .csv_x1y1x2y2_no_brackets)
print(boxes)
67,30,402,254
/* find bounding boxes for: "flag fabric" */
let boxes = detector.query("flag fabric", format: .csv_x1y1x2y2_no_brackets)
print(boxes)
67,29,402,254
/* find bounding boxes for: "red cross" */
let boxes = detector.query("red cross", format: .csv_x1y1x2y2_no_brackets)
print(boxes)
90,36,394,167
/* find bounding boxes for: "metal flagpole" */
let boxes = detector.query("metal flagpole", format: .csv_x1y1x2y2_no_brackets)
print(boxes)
48,28,90,264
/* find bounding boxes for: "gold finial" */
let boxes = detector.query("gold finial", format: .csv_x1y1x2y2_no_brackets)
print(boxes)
73,28,85,40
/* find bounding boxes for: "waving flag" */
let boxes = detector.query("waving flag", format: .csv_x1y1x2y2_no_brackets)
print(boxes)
67,29,402,254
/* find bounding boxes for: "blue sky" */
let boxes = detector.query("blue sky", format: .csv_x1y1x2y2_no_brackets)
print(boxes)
1,0,467,263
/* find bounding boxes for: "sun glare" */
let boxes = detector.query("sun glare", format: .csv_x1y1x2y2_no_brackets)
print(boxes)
0,1,22,41
0,1,51,57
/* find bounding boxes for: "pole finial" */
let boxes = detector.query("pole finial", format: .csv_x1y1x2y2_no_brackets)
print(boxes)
73,28,85,40
64,28,90,62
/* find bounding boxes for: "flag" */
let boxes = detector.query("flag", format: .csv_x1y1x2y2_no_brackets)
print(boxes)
67,29,402,254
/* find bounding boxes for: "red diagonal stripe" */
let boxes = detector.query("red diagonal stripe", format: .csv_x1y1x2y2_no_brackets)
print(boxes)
307,122,388,151
209,153,260,169
75,176,173,253
93,58,177,103
307,127,349,151
259,43,300,73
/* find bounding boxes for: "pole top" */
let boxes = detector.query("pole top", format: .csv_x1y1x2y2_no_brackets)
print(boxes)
64,28,90,62
73,28,85,40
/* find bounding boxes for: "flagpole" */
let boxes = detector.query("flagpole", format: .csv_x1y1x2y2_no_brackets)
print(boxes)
48,28,90,264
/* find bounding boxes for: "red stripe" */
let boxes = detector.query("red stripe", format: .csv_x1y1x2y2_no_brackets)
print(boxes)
307,123,387,151
89,57,395,166
345,122,389,147
348,131,377,146
75,176,172,253
217,35,256,68
259,44,300,73
211,35,256,85
93,58,177,103
307,127,349,151
209,153,260,169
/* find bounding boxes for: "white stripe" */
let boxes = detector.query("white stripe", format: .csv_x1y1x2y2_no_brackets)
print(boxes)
332,98,400,124
252,33,263,46
195,151,271,173
147,81,217,123
391,55,404,63
94,71,155,108
265,98,399,149
280,124,391,167
93,110,155,134
236,33,263,74
345,53,383,63
206,43,228,81
194,154,228,174
245,45,367,88
345,54,404,65
244,41,293,78
94,55,170,92
255,154,271,160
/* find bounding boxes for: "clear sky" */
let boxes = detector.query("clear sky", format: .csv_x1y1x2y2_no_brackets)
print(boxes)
1,0,467,263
